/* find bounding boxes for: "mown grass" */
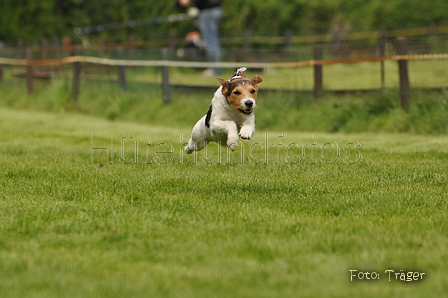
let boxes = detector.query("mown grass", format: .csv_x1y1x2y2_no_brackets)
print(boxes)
0,107,447,297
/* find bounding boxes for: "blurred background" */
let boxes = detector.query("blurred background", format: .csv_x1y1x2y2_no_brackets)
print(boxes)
1,0,448,133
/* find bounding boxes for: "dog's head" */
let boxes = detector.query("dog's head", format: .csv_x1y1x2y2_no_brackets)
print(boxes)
217,76,263,115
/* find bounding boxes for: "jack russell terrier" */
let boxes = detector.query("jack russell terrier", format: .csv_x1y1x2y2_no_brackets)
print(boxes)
185,67,262,154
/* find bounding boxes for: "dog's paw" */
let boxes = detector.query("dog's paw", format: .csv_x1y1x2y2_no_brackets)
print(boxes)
228,142,238,151
185,145,194,154
239,129,253,140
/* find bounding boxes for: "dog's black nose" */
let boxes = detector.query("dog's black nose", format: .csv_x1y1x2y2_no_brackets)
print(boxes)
245,101,253,108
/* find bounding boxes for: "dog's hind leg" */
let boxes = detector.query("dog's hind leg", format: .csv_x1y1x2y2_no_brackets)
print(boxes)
185,139,208,154
185,118,209,154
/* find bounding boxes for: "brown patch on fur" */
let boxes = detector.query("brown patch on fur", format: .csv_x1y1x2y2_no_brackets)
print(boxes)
217,76,263,114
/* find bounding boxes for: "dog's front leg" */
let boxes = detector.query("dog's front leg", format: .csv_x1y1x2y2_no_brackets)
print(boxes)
239,124,254,140
210,120,239,151
239,117,255,140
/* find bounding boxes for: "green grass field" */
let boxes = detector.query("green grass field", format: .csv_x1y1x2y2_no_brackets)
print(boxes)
1,107,447,297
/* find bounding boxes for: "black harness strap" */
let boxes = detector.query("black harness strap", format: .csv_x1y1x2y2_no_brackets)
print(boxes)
205,105,212,128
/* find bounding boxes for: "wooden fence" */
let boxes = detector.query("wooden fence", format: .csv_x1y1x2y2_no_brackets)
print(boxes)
1,37,448,110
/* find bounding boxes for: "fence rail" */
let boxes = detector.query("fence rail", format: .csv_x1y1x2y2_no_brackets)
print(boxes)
1,53,448,68
1,48,448,108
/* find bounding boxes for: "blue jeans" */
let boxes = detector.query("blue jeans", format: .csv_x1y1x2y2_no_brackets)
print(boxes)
198,7,223,74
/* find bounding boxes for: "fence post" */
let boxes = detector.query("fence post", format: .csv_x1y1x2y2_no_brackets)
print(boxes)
53,37,62,59
284,30,292,50
117,48,126,92
41,38,49,74
429,22,438,52
429,22,437,40
396,37,410,111
41,38,48,60
161,48,171,105
244,30,252,54
63,36,74,56
98,37,106,56
53,38,61,75
26,48,34,94
313,45,323,100
379,28,387,89
72,61,81,104
168,31,176,52
0,45,3,81
129,34,136,58
17,39,24,59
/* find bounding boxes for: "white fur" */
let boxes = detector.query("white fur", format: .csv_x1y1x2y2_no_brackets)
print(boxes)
185,86,256,153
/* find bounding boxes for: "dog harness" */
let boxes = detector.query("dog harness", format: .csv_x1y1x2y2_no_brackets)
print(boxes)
205,105,212,128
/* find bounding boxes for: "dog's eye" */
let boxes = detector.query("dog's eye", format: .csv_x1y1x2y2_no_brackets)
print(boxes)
233,91,241,95
250,89,257,94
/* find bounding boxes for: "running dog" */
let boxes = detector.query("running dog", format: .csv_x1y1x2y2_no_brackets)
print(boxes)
185,68,262,154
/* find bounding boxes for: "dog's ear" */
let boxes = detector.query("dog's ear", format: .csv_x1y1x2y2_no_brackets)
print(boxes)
217,78,229,95
217,78,227,86
251,76,262,84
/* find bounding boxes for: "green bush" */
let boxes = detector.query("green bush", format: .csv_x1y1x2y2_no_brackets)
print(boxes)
2,0,448,42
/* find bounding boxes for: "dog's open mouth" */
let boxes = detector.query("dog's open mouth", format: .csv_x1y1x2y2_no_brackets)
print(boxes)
239,108,253,115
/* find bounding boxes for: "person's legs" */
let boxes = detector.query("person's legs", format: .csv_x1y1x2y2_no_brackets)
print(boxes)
198,7,223,75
